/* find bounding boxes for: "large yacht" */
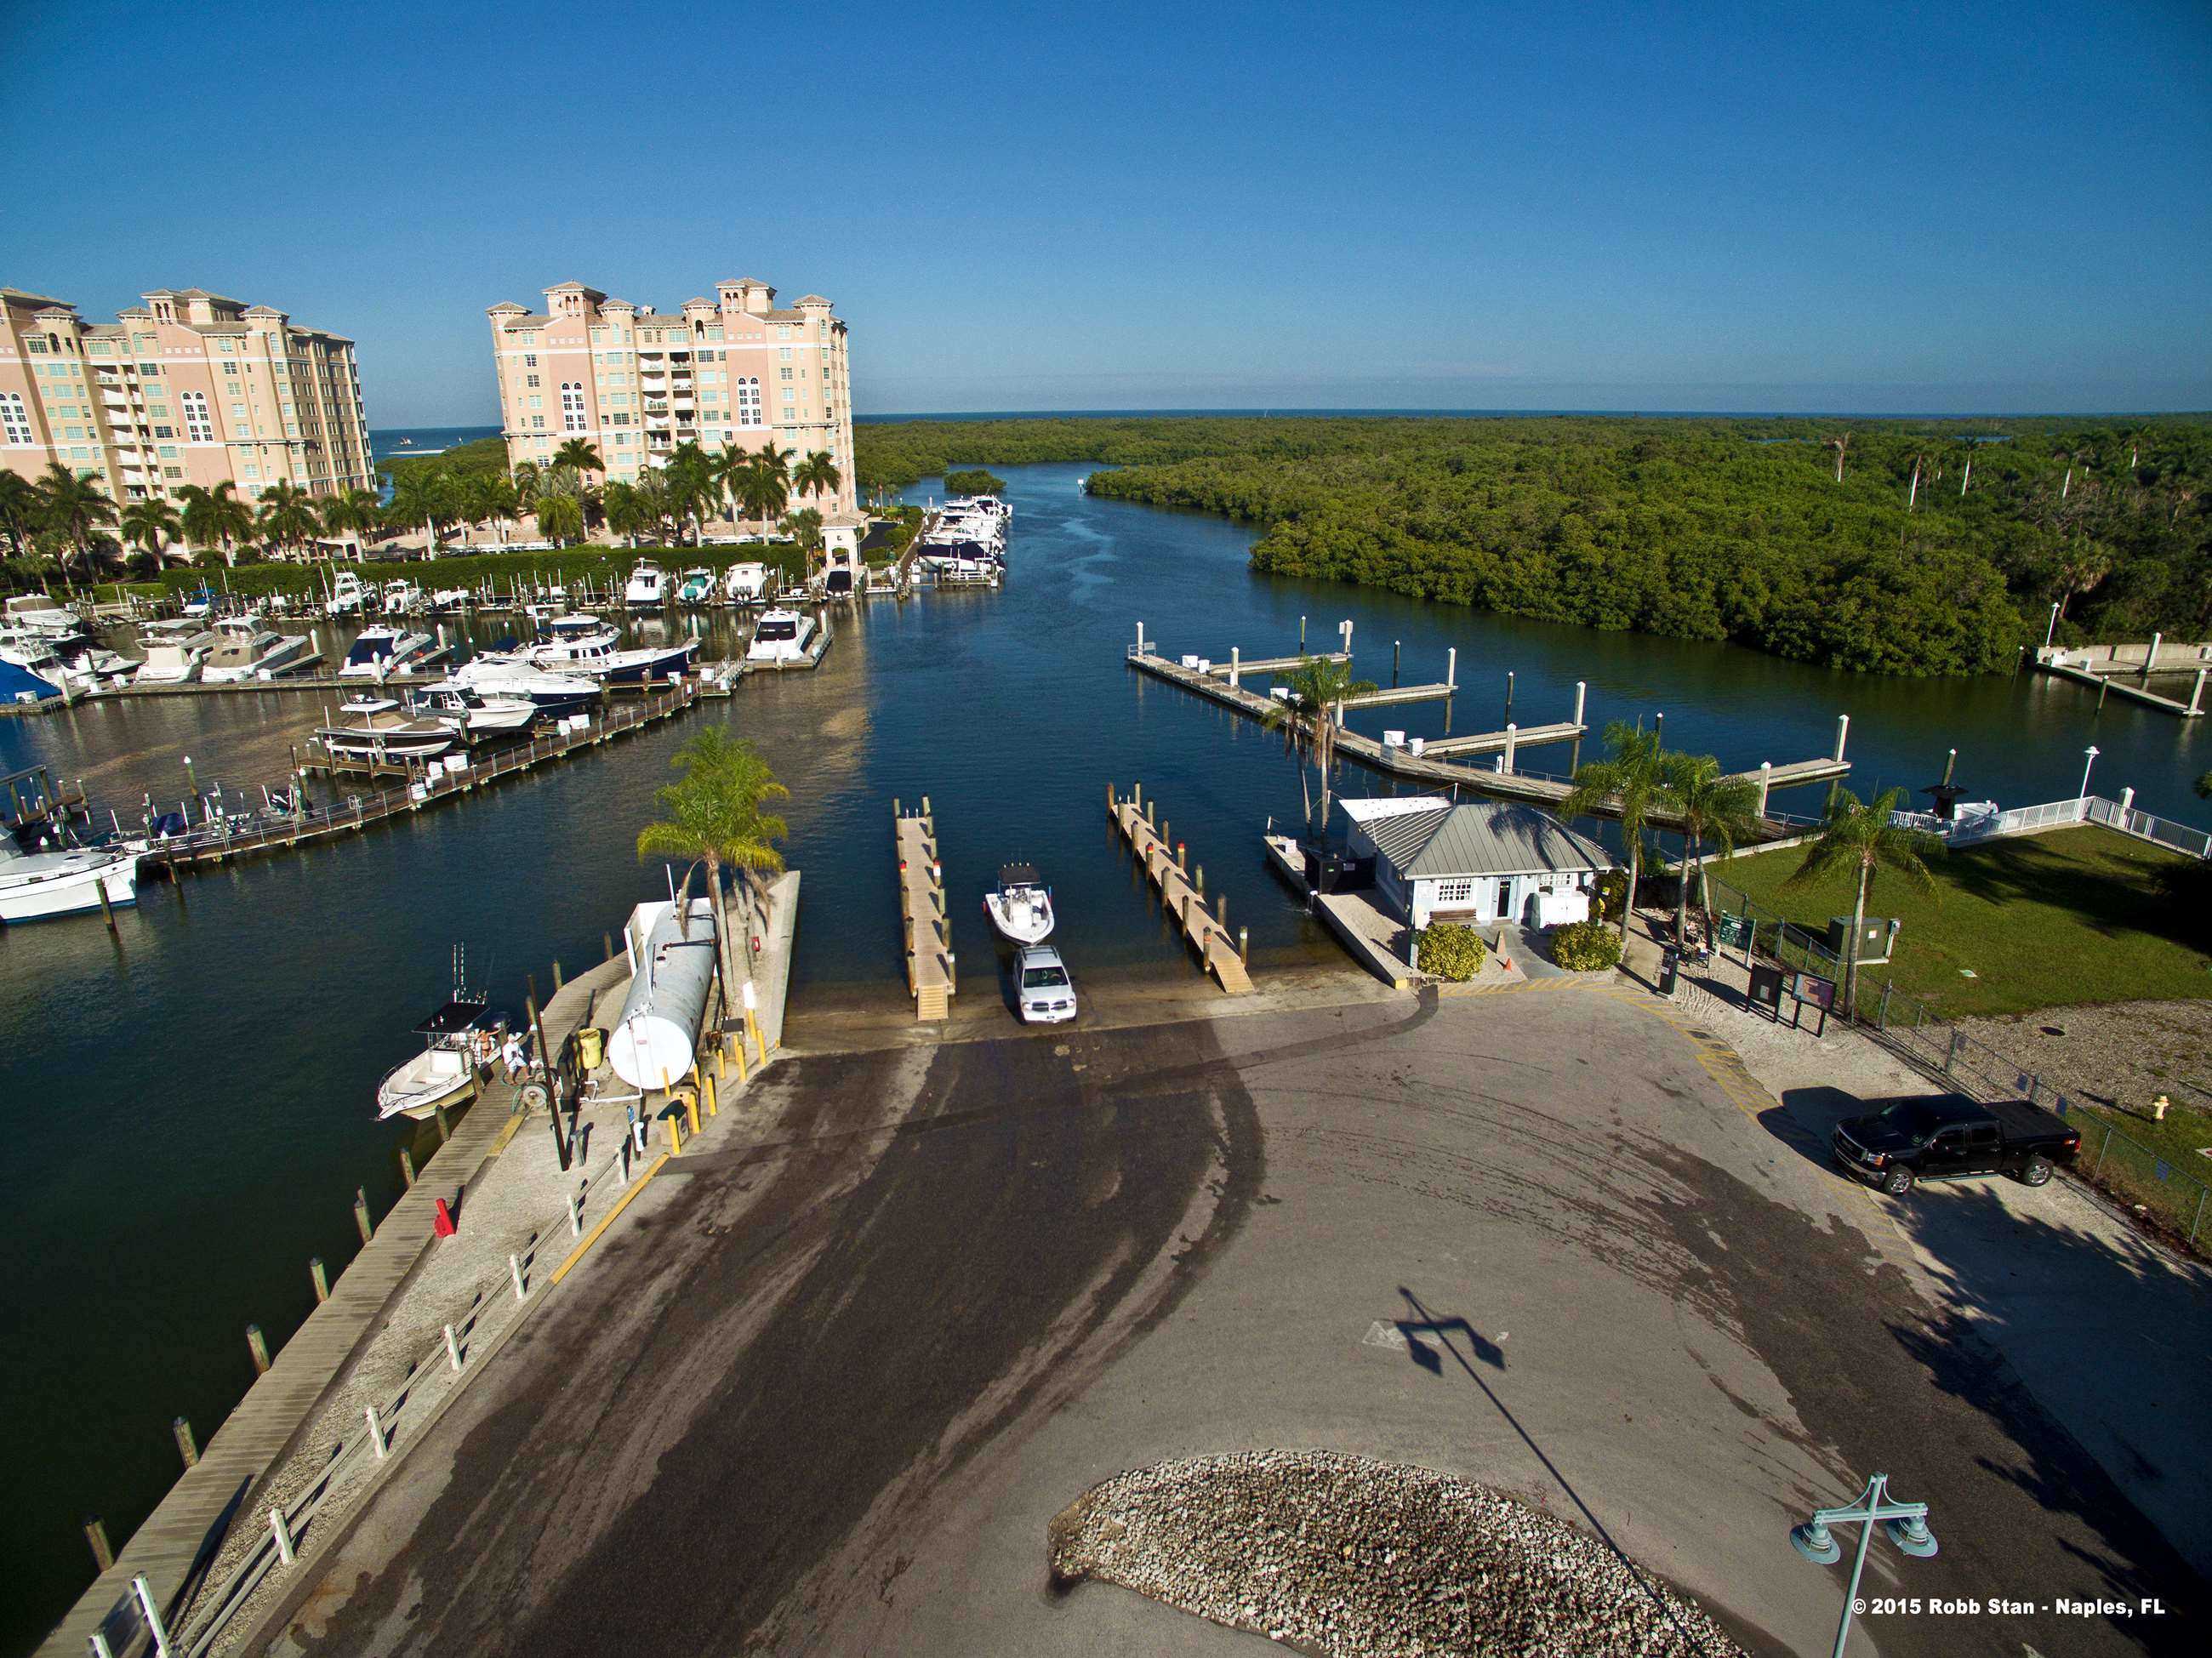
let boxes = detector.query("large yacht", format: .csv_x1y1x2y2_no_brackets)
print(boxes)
448,657,601,716
624,561,668,609
407,682,539,741
339,626,433,680
744,607,818,665
136,624,215,684
200,618,311,683
722,561,771,605
2,594,83,636
500,614,695,683
315,695,459,761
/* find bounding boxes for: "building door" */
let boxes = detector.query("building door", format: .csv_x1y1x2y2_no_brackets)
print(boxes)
1495,878,1512,919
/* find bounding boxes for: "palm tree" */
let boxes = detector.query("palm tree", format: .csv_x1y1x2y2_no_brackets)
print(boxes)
781,507,824,570
601,480,651,547
317,486,382,560
1559,721,1670,943
664,442,716,544
536,490,584,548
256,481,320,561
390,470,462,557
636,728,790,1006
511,461,543,518
736,453,790,538
551,437,604,479
713,443,750,531
120,496,183,564
792,449,842,508
1259,652,1379,834
0,470,42,558
1827,430,1851,484
34,461,117,584
1784,786,1941,1017
1660,753,1764,947
178,481,255,567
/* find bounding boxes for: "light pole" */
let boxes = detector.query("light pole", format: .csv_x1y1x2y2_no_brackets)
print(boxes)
1790,1472,1936,1658
2043,601,2061,650
2080,744,2100,800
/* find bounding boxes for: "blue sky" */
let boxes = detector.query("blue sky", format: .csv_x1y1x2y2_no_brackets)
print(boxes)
4,0,2207,422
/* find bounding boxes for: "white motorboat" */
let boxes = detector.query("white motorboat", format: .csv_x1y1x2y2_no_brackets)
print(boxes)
449,657,601,715
325,571,370,617
380,579,424,617
984,863,1056,944
200,618,311,682
0,839,140,924
136,633,214,684
676,567,715,606
506,614,695,683
0,629,123,696
430,587,471,613
339,626,433,680
408,682,539,740
744,608,817,664
316,696,459,761
3,594,84,635
624,561,667,609
723,561,771,604
375,964,505,1121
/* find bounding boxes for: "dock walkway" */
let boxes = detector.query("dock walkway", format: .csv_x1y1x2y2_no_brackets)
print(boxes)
44,1083,524,1658
1108,788,1252,993
896,805,953,1020
1127,641,1845,835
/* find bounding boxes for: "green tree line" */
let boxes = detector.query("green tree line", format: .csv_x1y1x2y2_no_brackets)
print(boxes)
852,415,2211,675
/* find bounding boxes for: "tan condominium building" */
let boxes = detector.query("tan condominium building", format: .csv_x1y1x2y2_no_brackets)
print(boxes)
0,286,373,506
487,278,855,512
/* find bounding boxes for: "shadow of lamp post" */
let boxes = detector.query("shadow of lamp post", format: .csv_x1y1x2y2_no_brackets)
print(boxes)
1790,1471,1937,1658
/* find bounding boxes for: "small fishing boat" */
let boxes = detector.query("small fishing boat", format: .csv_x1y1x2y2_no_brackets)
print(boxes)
624,561,667,609
984,863,1055,944
325,571,370,617
380,579,424,617
676,567,715,606
375,954,506,1121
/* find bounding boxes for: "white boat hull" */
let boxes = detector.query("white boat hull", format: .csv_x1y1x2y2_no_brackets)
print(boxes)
0,851,140,923
376,1051,479,1120
985,889,1055,944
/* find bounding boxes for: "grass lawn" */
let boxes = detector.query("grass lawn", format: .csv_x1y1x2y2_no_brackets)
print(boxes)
1708,824,2212,1019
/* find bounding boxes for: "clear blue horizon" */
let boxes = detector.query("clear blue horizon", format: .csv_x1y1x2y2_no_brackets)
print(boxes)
6,0,2207,424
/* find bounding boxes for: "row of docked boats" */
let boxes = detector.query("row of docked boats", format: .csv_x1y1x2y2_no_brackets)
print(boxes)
318,560,779,620
915,494,1012,585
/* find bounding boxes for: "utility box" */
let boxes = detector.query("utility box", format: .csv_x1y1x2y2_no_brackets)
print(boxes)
1827,916,1900,964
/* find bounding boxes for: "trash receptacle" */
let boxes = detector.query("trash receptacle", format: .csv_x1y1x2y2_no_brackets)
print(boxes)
1657,949,1679,998
576,1026,605,1071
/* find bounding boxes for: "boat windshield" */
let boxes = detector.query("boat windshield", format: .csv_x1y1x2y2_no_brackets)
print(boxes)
757,619,797,641
345,636,393,664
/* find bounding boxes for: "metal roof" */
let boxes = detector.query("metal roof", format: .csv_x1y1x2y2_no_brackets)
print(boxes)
1348,799,1613,879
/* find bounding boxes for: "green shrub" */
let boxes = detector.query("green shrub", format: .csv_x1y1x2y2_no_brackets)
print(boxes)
944,467,1007,496
1594,869,1630,922
1416,922,1487,981
1552,920,1624,971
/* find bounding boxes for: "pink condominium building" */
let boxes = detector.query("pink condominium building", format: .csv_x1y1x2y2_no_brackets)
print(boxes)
487,279,855,511
0,286,373,502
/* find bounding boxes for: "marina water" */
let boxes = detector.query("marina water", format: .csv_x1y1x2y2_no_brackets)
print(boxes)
3,461,2207,1652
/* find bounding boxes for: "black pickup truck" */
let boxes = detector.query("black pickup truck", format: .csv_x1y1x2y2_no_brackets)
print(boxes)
1831,1092,2083,1196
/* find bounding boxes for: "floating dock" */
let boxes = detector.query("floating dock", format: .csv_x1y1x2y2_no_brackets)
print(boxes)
895,802,954,1020
1126,627,1848,835
1108,784,1252,993
2034,641,2206,718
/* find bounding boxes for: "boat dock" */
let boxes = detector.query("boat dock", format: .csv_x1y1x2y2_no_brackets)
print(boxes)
2035,641,2207,718
1126,627,1849,834
748,612,835,671
1107,784,1253,993
895,801,954,1021
140,684,698,872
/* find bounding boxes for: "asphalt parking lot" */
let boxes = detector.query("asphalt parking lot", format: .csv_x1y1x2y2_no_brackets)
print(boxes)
263,983,2205,1656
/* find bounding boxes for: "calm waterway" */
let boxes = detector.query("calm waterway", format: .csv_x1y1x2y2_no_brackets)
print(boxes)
3,460,2207,1651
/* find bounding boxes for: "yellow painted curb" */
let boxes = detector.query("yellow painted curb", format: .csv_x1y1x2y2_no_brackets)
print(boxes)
550,1154,670,1286
487,1111,528,1158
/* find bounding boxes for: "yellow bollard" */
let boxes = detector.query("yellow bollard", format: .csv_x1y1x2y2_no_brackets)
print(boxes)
732,1040,749,1084
703,1073,718,1118
745,1007,764,1057
687,1094,701,1137
669,1112,683,1155
715,1046,727,1080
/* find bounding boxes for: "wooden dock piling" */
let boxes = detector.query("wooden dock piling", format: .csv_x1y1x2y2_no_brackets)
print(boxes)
896,805,953,1020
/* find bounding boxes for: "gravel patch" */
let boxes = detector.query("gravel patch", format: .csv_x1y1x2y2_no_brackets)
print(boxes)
1048,1450,1747,1657
1954,999,2212,1117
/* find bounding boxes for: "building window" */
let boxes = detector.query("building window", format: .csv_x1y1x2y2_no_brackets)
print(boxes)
153,424,174,438
139,362,161,376
1432,879,1476,906
525,373,539,389
560,383,586,431
737,377,762,427
164,467,183,480
230,402,248,420
180,390,214,442
530,414,545,430
527,395,544,411
222,361,239,375
0,393,31,444
26,337,47,355
522,351,538,368
157,444,179,459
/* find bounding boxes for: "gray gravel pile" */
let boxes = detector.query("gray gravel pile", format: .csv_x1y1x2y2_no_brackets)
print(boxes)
1050,1450,1746,1657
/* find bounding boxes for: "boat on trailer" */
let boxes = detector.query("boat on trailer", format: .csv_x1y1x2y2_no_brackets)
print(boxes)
984,863,1055,944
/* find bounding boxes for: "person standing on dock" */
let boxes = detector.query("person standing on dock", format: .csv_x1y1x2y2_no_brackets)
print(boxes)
502,1031,528,1083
